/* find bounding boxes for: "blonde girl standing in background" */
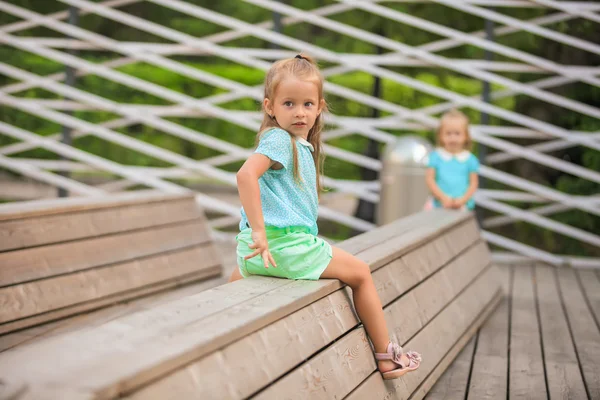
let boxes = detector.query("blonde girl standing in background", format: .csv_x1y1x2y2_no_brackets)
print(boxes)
426,109,480,211
229,54,421,379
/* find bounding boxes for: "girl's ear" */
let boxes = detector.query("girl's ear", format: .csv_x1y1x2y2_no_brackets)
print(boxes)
263,98,273,117
318,98,326,115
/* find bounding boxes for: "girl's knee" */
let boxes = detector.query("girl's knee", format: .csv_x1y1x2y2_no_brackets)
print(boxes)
351,261,373,288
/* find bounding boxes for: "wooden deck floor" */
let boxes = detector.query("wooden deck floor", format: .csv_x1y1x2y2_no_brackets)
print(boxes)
425,264,600,400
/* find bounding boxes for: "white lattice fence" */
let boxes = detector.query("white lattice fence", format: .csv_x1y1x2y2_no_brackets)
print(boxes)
0,0,598,266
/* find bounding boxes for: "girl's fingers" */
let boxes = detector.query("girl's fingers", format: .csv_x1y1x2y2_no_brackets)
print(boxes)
269,253,277,268
262,250,270,269
244,249,261,260
248,242,258,249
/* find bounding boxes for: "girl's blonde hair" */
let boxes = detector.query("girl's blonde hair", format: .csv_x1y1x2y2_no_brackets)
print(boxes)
436,109,472,150
257,54,326,194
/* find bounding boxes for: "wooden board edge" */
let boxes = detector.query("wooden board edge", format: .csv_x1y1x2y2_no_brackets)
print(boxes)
0,218,213,288
409,290,503,400
0,266,222,336
0,192,195,221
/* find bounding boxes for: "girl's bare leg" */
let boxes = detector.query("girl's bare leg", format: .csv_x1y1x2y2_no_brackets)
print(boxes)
320,246,409,372
228,267,244,282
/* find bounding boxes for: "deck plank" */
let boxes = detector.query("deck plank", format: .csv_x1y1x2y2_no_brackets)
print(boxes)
535,265,587,400
467,265,510,400
423,337,475,400
558,268,600,399
577,270,600,332
509,265,548,399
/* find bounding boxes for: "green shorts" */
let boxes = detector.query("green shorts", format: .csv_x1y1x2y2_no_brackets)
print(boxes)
236,226,333,280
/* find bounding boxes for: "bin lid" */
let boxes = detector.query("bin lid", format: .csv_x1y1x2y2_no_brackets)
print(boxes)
383,135,433,166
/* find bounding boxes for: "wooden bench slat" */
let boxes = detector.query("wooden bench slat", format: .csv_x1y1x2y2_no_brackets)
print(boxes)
358,295,502,400
127,288,360,400
557,268,600,399
346,266,501,400
0,273,229,353
403,292,502,400
386,242,490,345
0,194,201,252
535,265,587,399
252,243,490,399
0,191,190,220
0,243,220,324
0,219,210,287
275,266,501,400
255,327,375,400
125,226,482,400
359,213,473,270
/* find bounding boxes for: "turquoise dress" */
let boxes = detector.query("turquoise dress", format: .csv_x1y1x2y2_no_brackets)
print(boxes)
427,148,480,210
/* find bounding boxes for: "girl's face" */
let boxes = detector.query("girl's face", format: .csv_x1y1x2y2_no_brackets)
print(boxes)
439,117,468,153
264,77,324,140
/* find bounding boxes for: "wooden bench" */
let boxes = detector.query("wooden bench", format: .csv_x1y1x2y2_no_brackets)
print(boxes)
0,210,501,400
0,191,223,335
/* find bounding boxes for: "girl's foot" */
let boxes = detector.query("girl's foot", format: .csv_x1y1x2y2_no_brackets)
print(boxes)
375,342,421,380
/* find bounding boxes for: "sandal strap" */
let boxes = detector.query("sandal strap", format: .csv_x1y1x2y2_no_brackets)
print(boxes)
374,342,405,366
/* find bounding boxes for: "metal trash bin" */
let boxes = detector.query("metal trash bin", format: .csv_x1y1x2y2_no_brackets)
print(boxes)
377,135,433,225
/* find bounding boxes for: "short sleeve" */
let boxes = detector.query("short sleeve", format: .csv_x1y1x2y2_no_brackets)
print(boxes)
255,128,293,169
427,151,440,169
468,154,480,173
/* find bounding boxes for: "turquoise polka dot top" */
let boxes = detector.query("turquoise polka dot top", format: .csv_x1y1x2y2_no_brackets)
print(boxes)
239,128,319,235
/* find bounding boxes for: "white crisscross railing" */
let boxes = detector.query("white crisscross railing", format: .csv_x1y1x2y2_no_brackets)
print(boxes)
1,0,598,267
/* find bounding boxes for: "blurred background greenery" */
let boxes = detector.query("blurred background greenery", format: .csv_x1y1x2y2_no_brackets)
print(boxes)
0,0,598,255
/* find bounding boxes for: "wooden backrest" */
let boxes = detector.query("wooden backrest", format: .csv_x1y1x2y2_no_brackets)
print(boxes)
0,191,222,334
0,210,501,400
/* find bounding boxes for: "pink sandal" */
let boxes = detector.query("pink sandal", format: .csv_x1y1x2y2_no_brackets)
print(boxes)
375,342,422,379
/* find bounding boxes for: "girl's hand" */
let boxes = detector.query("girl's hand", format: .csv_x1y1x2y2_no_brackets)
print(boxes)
441,196,454,209
245,229,277,269
453,198,466,208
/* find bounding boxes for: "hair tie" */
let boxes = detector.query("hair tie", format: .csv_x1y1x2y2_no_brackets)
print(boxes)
295,54,306,60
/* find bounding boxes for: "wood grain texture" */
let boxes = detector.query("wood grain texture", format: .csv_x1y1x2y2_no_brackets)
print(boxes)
405,292,503,400
254,327,375,400
0,273,228,353
535,265,587,400
467,265,510,400
509,265,548,400
0,191,190,220
265,263,497,400
345,267,501,400
0,243,221,323
557,267,600,399
0,266,222,336
0,210,476,399
423,338,475,400
0,219,210,287
125,231,482,400
0,195,201,252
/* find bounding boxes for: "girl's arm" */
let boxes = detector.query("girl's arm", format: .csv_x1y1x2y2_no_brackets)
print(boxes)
425,168,453,208
236,154,278,268
456,172,479,207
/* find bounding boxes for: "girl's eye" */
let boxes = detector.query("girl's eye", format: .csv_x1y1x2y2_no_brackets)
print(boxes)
305,102,314,107
284,101,293,107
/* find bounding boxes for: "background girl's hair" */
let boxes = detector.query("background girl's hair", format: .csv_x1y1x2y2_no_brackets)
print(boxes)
257,53,327,194
436,109,473,150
